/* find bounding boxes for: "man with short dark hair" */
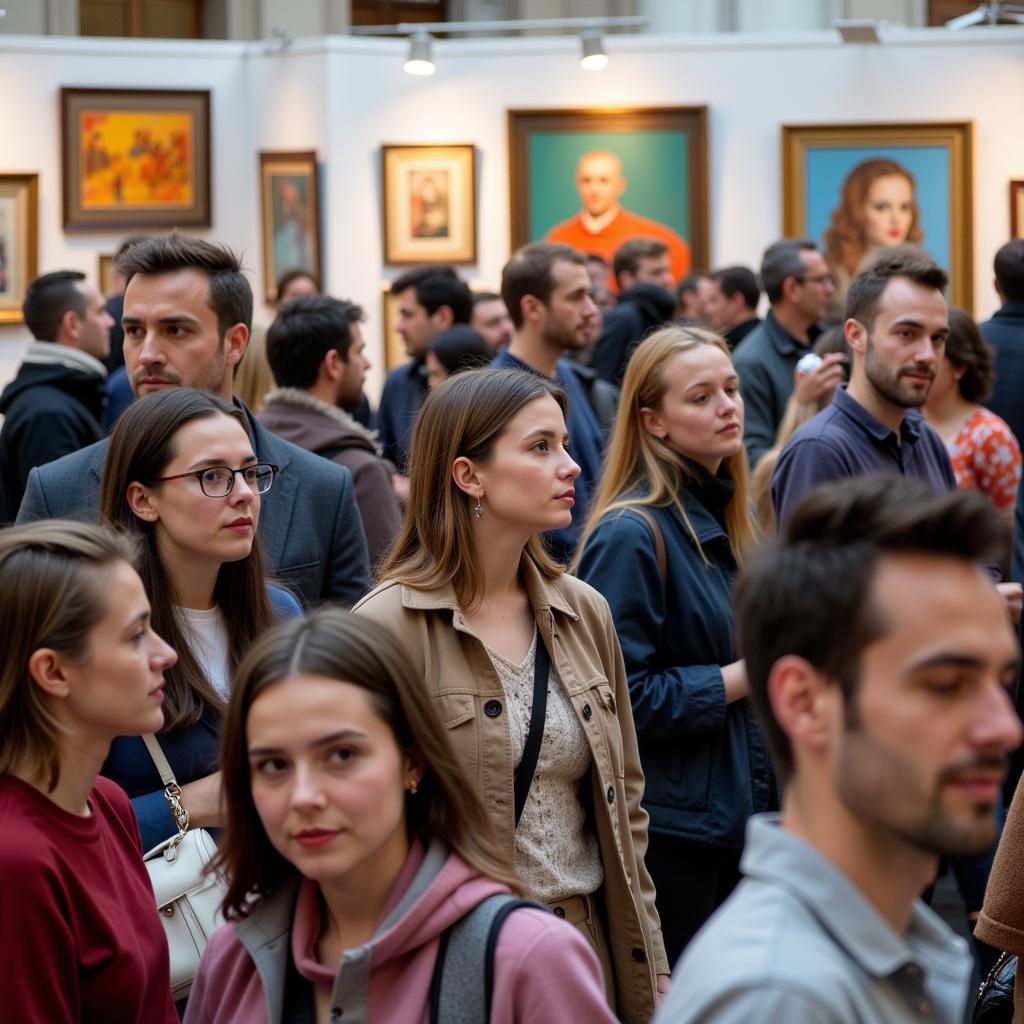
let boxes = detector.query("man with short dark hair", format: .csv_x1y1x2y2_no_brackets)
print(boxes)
469,290,514,353
733,239,839,466
259,295,402,570
17,233,371,607
494,242,612,560
979,240,1024,445
377,265,472,471
592,237,676,385
704,266,761,349
0,271,113,523
656,476,1021,1023
771,250,954,529
675,271,713,322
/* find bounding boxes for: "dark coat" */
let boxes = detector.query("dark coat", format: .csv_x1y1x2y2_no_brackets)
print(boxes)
576,493,772,848
980,302,1024,447
16,399,372,608
591,283,676,386
0,359,105,523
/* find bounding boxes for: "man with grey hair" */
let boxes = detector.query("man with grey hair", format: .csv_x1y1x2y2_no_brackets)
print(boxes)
733,239,843,466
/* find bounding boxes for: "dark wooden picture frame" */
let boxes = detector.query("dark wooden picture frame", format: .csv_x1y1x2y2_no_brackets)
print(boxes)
0,173,40,324
1011,180,1024,240
60,87,211,231
508,107,709,277
259,150,322,303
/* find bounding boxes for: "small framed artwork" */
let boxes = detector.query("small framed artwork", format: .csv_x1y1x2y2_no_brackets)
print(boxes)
0,173,39,324
98,253,117,297
381,289,406,371
781,122,974,309
381,144,476,265
259,151,322,304
1011,181,1024,239
60,87,211,231
508,107,709,284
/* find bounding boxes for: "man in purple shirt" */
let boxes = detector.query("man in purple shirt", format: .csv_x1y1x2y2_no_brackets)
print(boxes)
771,250,954,529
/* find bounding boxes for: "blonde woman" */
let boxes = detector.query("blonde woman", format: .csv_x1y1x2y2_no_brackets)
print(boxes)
354,368,667,1022
575,326,771,963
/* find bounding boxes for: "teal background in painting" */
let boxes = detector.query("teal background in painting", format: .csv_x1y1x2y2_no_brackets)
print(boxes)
805,146,950,272
528,130,689,240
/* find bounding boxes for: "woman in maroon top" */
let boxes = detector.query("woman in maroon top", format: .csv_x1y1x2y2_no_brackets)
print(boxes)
0,520,179,1023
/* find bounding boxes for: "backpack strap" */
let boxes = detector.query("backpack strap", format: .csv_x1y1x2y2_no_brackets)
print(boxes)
513,633,550,828
631,507,667,584
428,895,549,1024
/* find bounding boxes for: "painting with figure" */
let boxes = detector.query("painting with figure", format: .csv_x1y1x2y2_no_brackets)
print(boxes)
0,174,38,324
259,151,322,304
782,122,973,310
509,107,709,289
410,170,450,239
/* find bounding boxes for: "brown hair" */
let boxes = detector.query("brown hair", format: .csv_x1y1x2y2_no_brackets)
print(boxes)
0,521,137,791
501,242,585,329
823,159,923,276
378,368,566,609
845,247,948,329
577,325,757,565
214,609,522,918
612,237,670,286
945,308,995,404
100,388,274,731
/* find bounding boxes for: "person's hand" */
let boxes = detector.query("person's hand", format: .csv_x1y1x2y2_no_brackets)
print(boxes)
793,352,847,406
997,582,1022,625
656,974,671,1004
177,772,224,829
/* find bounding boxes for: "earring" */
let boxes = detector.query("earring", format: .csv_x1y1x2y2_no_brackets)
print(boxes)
474,496,483,519
407,779,419,795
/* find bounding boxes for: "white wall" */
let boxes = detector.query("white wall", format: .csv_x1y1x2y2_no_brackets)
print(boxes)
2,27,1024,398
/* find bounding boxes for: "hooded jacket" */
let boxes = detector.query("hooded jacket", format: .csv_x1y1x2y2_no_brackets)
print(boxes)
591,282,677,386
0,342,106,523
183,839,615,1024
257,388,402,570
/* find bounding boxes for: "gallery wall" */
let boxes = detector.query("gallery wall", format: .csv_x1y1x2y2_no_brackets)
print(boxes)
2,26,1024,399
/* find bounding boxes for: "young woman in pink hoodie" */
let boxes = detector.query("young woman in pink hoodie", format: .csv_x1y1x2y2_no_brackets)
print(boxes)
184,609,615,1024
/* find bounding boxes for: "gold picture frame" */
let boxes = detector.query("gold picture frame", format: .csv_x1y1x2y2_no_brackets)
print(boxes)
1011,180,1024,240
782,122,974,310
381,144,476,266
381,289,406,371
98,253,117,297
0,173,40,324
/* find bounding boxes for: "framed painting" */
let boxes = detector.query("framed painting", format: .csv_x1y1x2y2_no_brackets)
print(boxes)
1011,181,1024,240
508,107,709,284
259,151,322,303
782,122,974,310
381,144,476,265
98,253,117,297
0,173,39,324
381,289,406,371
60,87,211,231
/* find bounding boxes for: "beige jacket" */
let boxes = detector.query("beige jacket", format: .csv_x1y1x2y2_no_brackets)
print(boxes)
353,557,666,1023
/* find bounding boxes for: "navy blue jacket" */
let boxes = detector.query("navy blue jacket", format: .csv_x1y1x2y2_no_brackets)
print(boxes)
376,359,428,473
576,493,772,848
102,586,302,850
980,302,1024,447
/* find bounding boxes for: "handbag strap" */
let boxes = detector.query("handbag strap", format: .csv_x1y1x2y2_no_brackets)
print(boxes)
142,733,191,838
513,631,550,828
631,507,667,584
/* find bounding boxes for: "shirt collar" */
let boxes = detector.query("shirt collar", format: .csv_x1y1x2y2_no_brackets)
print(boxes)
832,384,922,445
764,310,819,356
741,814,968,979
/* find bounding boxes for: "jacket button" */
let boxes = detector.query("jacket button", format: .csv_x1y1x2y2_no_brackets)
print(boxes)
631,947,646,963
606,786,615,803
582,703,592,719
483,699,502,717
553,906,566,918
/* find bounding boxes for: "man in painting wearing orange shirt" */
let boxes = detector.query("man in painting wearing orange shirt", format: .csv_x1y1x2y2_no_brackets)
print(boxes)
546,149,691,287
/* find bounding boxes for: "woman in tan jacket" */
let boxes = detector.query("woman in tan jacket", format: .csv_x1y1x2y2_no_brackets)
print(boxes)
354,368,667,1022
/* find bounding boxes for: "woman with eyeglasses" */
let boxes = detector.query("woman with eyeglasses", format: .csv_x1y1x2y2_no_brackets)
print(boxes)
99,387,302,851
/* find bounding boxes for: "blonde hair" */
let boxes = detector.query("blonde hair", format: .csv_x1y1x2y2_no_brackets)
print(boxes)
577,326,757,564
378,368,566,608
233,325,275,413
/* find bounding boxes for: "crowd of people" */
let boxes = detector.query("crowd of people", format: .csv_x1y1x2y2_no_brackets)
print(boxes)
2,223,1024,1023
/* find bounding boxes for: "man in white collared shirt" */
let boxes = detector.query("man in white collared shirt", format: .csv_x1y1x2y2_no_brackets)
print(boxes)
656,475,1023,1023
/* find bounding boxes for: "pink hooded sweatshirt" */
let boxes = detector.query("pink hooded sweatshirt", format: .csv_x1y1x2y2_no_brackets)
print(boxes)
184,839,616,1024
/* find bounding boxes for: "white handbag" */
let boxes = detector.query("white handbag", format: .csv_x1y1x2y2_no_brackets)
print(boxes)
141,734,226,1001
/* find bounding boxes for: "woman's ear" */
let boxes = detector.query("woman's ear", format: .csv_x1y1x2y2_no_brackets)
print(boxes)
403,747,426,791
27,648,72,700
451,456,482,500
126,482,160,523
639,406,667,440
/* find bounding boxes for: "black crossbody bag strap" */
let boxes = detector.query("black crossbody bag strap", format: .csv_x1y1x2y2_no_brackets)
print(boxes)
513,632,550,828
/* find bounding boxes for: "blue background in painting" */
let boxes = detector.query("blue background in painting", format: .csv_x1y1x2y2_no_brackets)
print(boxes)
805,146,950,271
528,130,689,240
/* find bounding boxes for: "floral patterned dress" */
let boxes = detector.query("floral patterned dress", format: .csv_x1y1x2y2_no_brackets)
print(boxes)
947,406,1022,519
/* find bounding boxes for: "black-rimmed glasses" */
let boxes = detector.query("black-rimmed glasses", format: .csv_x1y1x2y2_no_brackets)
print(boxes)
157,463,279,497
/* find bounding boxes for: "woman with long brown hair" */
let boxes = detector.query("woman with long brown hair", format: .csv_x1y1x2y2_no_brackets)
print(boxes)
184,610,614,1023
99,387,301,851
354,367,667,1022
575,325,771,963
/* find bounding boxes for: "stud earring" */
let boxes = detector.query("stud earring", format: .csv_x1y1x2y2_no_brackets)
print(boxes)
407,779,419,795
474,496,483,519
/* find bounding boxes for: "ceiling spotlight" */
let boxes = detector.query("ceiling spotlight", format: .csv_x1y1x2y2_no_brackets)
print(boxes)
404,31,436,76
580,30,608,71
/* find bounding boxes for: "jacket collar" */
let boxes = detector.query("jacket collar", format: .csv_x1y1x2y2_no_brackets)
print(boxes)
762,310,820,356
993,302,1024,320
23,340,108,380
399,553,578,621
263,387,382,453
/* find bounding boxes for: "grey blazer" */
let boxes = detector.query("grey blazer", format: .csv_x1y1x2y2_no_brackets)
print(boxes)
16,399,372,608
